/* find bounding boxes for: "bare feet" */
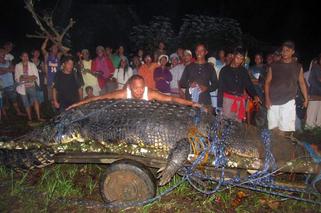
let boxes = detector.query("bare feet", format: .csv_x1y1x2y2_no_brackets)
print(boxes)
17,112,27,116
37,118,46,122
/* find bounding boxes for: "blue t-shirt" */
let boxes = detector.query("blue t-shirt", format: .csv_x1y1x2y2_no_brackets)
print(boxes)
0,61,14,88
47,54,60,87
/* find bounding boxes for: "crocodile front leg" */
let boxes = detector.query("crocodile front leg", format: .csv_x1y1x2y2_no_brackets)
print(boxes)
158,138,190,186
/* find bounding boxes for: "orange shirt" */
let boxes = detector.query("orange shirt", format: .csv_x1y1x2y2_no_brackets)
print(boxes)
138,63,159,89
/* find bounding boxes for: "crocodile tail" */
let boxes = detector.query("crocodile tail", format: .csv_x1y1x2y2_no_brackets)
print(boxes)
0,148,55,170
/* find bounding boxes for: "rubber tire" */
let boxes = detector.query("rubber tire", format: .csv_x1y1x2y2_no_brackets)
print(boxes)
99,159,157,205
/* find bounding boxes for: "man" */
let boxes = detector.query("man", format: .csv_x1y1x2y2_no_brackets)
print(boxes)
0,48,25,116
53,56,83,112
218,47,260,122
67,75,200,110
15,52,44,122
180,44,218,108
41,38,63,102
265,41,308,133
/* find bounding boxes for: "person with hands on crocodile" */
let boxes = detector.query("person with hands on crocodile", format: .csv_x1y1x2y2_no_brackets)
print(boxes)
67,74,201,110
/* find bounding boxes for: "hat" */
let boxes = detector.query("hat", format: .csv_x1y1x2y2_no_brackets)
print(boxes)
208,57,216,66
184,49,192,56
158,54,169,63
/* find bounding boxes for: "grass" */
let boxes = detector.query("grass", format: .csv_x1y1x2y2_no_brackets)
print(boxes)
0,164,321,212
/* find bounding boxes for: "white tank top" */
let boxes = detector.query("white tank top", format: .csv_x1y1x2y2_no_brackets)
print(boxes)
126,86,149,101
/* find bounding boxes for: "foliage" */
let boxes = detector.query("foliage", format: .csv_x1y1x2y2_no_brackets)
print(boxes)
178,15,242,51
129,16,175,54
129,15,244,54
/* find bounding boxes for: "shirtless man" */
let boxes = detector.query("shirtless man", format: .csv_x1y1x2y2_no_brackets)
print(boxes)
67,75,201,109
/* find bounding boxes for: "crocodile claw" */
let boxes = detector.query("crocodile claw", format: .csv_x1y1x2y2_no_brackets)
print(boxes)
158,168,174,186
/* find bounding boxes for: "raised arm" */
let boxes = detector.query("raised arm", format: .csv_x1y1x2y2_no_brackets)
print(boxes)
41,38,49,57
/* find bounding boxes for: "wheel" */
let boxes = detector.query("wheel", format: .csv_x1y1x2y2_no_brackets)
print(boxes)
99,159,157,205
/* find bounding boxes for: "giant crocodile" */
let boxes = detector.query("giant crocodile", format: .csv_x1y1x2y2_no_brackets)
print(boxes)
0,99,320,187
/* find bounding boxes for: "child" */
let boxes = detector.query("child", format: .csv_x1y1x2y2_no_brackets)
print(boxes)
84,86,95,100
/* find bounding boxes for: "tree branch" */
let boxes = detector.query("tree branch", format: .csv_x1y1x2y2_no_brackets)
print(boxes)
24,0,51,37
26,34,47,39
40,16,61,38
59,18,76,41
25,0,75,51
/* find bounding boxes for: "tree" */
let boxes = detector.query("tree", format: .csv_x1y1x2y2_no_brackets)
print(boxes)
24,0,75,51
129,15,244,54
129,16,174,53
178,15,242,51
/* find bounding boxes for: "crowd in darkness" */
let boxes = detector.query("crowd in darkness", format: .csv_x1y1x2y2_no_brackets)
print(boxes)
0,39,320,135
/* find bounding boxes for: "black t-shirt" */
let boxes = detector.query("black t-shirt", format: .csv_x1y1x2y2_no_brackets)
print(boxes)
179,62,218,105
218,65,257,107
270,61,301,105
53,71,81,108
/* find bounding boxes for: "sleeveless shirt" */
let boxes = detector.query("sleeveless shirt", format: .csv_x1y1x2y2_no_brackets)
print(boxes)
126,86,149,100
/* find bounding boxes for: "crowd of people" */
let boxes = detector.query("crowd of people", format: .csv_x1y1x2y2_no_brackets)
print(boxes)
0,39,320,136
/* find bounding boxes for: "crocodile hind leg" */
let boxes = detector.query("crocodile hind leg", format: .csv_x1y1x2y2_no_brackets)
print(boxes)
158,138,190,186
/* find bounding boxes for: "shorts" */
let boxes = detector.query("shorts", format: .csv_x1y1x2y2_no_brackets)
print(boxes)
36,89,44,104
267,99,296,131
210,91,217,108
21,87,37,108
2,86,17,102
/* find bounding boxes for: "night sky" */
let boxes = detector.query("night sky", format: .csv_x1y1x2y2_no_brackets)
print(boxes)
1,0,320,68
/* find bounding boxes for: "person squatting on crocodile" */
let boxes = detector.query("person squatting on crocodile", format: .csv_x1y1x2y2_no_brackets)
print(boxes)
67,74,201,109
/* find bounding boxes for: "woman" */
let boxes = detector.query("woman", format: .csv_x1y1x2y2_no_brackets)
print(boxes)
112,57,133,90
79,49,100,96
15,52,44,122
132,56,142,75
154,55,172,94
31,49,46,104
